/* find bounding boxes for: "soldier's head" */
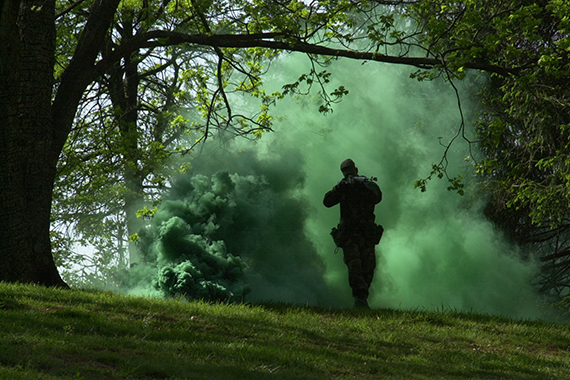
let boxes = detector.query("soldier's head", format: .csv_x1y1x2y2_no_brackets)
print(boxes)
340,159,358,177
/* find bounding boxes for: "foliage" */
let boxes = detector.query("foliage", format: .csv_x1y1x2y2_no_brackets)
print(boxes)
409,0,570,223
473,0,570,295
405,0,570,296
1,283,570,379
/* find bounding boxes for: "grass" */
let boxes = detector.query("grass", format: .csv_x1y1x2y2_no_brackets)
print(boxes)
0,283,569,379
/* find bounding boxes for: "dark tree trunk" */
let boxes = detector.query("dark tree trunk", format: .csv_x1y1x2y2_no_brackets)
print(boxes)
0,0,67,286
0,0,120,286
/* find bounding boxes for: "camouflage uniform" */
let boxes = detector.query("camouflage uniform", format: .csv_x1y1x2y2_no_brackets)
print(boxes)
323,159,382,307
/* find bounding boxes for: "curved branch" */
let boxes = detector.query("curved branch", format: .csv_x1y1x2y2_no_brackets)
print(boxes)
94,30,518,81
53,0,122,151
56,0,88,19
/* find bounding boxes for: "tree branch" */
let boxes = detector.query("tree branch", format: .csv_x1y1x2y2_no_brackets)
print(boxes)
52,0,122,152
56,0,88,19
94,30,517,81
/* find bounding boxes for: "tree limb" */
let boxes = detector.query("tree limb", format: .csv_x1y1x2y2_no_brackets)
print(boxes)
52,0,122,152
93,30,517,81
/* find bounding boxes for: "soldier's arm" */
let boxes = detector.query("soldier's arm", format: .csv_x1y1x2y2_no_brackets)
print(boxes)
364,181,382,204
323,184,343,207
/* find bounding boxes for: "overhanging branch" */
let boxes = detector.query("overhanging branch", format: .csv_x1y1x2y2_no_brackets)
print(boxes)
95,30,516,79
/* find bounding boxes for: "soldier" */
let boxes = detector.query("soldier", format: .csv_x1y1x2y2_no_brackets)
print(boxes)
323,159,383,309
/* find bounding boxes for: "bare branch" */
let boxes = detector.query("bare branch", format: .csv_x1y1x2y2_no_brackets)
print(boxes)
56,0,89,19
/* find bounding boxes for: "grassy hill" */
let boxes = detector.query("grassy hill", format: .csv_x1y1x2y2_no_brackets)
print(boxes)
0,283,568,379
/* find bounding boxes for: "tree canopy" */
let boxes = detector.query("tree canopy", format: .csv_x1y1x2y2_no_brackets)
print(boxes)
413,0,570,294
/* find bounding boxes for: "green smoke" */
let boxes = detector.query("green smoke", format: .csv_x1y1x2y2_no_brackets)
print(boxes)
130,52,543,318
134,146,337,305
135,172,249,302
266,55,541,318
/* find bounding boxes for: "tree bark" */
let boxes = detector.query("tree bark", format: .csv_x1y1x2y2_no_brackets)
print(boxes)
0,0,67,286
0,0,120,286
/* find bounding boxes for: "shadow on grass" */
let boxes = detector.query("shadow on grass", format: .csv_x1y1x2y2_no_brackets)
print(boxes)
1,284,569,380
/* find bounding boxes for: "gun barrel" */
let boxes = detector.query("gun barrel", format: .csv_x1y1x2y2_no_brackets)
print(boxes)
351,176,378,183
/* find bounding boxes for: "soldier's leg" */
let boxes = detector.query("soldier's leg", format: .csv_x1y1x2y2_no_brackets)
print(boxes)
360,242,377,292
343,241,369,301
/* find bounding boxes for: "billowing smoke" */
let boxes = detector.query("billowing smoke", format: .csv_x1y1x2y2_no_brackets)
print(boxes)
137,172,250,302
128,53,544,319
133,146,338,306
270,56,542,318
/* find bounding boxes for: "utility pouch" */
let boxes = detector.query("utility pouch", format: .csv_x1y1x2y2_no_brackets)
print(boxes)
372,224,384,245
330,226,348,248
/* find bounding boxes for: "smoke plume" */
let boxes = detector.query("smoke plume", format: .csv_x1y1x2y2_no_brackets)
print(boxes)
134,146,337,305
130,53,543,319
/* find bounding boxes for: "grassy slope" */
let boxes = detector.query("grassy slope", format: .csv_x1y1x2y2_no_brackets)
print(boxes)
0,283,568,380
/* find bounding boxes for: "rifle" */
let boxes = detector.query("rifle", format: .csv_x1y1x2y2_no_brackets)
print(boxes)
344,175,378,184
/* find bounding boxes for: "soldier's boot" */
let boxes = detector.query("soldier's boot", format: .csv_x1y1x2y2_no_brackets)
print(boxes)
354,298,369,309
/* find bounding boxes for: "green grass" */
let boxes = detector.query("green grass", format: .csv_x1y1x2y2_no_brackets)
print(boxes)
0,283,568,379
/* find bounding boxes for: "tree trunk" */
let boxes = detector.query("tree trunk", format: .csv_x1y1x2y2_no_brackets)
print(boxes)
106,51,145,266
1,0,120,286
0,0,67,286
105,14,146,266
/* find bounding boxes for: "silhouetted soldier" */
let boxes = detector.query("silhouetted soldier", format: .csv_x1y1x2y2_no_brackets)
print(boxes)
323,159,383,309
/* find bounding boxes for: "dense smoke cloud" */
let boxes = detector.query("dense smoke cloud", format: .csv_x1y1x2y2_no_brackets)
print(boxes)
133,146,337,305
138,172,250,302
129,53,543,318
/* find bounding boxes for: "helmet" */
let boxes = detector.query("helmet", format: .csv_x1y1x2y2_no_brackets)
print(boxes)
340,159,357,176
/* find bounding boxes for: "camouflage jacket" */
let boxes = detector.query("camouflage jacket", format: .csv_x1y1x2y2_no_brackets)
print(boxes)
323,175,382,231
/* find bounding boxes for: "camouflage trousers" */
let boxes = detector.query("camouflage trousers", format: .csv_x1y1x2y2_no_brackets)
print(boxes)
342,236,377,301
